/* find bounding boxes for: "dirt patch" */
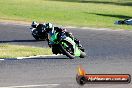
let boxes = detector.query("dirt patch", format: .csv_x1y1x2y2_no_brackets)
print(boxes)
0,19,31,26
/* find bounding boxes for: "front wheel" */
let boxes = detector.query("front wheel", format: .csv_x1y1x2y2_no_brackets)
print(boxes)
32,34,39,40
59,40,75,59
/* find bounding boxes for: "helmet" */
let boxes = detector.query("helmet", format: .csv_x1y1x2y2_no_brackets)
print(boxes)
31,21,38,28
45,23,54,33
42,23,46,29
46,23,53,29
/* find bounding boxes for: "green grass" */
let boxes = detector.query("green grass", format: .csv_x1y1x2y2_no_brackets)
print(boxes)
0,0,132,30
0,44,52,58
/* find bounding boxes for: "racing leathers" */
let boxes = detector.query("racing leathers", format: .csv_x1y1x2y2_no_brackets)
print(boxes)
47,27,82,48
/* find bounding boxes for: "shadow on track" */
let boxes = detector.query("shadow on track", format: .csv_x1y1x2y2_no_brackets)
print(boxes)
87,12,132,19
1,57,69,61
0,39,40,43
25,57,69,60
17,55,70,60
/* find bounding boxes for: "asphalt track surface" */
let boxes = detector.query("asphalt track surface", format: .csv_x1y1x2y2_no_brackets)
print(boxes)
0,23,132,88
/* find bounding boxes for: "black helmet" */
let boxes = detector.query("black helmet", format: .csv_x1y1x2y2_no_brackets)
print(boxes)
31,21,38,28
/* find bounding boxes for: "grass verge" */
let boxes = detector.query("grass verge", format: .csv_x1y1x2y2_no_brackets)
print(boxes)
0,0,132,30
0,44,52,58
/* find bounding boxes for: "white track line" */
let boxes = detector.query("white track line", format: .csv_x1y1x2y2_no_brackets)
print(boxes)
0,84,60,88
0,59,4,61
17,54,68,59
0,55,68,60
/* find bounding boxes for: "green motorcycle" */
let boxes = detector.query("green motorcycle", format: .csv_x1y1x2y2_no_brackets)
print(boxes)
50,32,86,59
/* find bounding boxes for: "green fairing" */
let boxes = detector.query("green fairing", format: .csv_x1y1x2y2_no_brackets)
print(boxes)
50,32,81,57
63,37,81,56
74,45,81,56
50,32,58,43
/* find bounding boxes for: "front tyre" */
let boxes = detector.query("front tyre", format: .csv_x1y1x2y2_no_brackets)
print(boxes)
32,34,39,40
59,41,75,59
32,30,40,40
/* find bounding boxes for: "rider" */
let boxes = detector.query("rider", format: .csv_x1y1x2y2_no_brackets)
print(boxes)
45,23,82,48
31,21,46,33
31,21,39,28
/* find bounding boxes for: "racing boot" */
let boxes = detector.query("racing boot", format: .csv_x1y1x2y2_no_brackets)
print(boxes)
74,38,84,52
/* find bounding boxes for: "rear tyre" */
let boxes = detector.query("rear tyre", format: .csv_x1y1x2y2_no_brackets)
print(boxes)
32,29,40,40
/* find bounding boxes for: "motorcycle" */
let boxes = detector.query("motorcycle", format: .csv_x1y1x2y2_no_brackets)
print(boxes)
31,24,48,40
50,32,86,59
115,19,132,25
